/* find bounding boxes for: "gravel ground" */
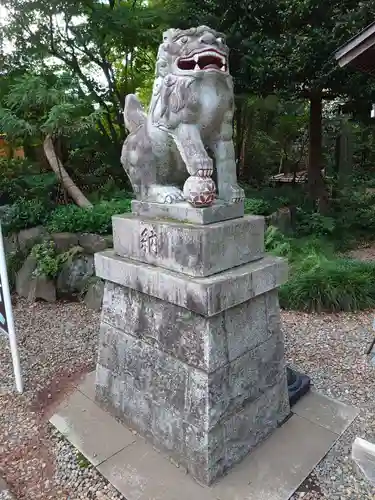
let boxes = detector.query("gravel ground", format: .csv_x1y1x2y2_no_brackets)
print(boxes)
1,298,375,499
0,297,124,500
286,310,375,500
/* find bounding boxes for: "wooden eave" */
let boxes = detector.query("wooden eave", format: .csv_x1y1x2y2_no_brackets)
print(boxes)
334,21,375,76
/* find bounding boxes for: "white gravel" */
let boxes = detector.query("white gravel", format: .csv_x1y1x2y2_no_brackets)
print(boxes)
1,298,375,499
285,310,375,499
0,297,124,500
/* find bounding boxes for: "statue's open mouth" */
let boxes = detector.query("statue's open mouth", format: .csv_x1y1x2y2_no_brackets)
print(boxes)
177,50,227,72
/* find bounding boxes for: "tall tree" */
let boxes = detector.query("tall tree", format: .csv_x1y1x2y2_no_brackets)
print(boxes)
163,0,375,207
3,0,168,149
0,72,102,207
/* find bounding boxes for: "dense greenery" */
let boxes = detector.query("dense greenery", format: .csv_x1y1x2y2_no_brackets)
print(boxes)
2,0,375,311
1,197,132,236
266,227,375,312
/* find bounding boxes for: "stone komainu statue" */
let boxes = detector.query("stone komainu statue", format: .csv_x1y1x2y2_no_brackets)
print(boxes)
121,26,245,207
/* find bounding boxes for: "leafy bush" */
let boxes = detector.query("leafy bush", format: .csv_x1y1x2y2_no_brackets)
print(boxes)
280,257,375,312
244,198,273,216
6,249,29,290
294,210,336,238
267,226,375,312
329,188,375,244
31,241,62,279
1,198,50,235
46,199,132,234
0,159,57,204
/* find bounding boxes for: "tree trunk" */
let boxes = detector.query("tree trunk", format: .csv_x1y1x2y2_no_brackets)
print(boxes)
43,135,93,208
234,98,244,179
308,93,329,212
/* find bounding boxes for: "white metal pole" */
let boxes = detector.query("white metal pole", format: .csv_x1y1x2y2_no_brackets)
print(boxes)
0,222,23,393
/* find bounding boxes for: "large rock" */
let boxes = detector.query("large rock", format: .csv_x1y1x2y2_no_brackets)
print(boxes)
84,279,105,311
4,226,46,255
265,207,292,233
16,255,38,298
78,233,108,254
15,255,56,302
28,275,56,302
57,255,95,297
52,233,79,253
17,226,46,252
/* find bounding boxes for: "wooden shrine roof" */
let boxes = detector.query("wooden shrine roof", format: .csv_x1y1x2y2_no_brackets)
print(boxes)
335,22,375,76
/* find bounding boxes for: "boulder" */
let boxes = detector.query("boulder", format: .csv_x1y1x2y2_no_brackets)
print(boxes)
28,275,56,302
4,234,19,254
78,233,108,254
84,279,105,311
52,232,79,253
265,207,292,233
17,226,46,252
56,255,95,297
15,255,56,302
16,255,38,298
103,234,113,248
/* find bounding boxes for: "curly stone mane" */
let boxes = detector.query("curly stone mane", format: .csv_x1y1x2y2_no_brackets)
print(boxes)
150,26,227,129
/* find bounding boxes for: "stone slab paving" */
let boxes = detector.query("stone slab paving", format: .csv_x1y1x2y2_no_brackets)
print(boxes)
0,477,15,500
48,372,360,500
49,389,136,467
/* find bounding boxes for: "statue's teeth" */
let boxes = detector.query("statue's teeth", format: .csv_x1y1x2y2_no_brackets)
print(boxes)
194,54,199,62
194,63,200,70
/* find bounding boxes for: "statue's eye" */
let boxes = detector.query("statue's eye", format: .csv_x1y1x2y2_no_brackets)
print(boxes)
179,36,188,44
217,37,225,45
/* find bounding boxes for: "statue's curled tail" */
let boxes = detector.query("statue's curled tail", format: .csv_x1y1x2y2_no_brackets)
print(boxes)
124,94,146,134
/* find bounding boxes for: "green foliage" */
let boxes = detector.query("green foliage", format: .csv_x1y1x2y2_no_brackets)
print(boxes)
295,210,336,238
265,225,292,257
31,241,63,279
267,226,375,312
1,196,133,236
2,198,50,235
280,257,375,313
244,198,273,216
0,158,58,204
30,240,84,279
0,74,102,143
6,249,29,291
46,199,132,235
75,451,91,470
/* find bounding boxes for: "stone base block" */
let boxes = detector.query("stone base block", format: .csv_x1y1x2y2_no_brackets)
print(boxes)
112,214,264,277
95,251,287,316
131,199,244,225
95,278,290,485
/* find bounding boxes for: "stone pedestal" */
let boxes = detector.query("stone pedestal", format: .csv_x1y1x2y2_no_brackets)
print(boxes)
94,201,290,486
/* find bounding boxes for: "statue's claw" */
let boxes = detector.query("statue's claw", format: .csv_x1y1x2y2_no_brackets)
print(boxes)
223,185,245,204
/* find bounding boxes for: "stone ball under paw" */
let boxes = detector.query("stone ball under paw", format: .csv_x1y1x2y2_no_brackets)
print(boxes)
183,175,216,208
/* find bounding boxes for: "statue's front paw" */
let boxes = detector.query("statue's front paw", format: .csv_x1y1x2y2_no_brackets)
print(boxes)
148,185,185,204
164,190,185,204
159,187,185,204
226,185,245,203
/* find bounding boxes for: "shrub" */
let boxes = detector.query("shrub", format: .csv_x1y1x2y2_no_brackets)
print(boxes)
46,199,132,234
0,159,57,204
244,198,273,216
267,226,375,312
1,198,50,235
31,241,62,279
6,249,29,290
280,257,375,312
294,210,336,238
